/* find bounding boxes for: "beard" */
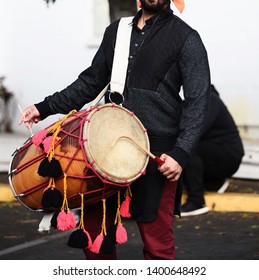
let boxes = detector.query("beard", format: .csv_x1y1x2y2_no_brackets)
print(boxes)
139,0,170,14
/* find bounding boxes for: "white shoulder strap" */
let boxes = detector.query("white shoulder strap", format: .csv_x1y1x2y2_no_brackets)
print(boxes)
110,16,133,94
90,16,133,107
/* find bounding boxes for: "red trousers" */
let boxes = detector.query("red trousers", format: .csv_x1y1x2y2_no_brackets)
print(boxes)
83,180,177,260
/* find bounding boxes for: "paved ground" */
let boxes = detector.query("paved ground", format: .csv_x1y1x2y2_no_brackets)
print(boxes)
0,201,258,260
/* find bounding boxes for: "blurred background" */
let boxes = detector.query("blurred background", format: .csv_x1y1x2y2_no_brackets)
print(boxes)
1,0,259,139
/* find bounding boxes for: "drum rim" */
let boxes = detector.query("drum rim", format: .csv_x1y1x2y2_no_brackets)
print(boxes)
83,103,150,184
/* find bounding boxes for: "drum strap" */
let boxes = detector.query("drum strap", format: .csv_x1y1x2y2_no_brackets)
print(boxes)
110,16,133,95
90,16,133,107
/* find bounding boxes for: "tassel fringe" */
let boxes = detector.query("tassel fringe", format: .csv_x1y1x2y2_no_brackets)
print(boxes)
56,174,76,231
90,199,107,254
120,187,132,218
114,192,128,245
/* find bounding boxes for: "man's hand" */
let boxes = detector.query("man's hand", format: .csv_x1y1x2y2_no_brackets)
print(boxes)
18,105,41,128
158,153,183,182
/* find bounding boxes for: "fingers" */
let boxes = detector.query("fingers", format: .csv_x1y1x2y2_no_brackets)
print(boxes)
18,106,40,128
18,114,24,125
158,153,183,182
161,167,181,181
164,171,181,182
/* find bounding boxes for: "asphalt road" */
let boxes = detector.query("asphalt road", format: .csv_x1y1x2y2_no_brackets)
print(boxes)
0,202,258,260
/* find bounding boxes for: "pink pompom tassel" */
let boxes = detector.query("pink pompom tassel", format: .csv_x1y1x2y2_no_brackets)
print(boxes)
116,223,127,244
90,234,104,254
57,210,76,231
42,135,54,154
32,129,48,150
120,197,132,218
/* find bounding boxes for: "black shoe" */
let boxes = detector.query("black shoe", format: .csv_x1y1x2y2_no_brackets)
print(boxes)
181,201,209,217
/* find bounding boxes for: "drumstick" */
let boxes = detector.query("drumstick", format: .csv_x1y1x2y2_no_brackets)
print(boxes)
18,104,33,136
111,135,165,166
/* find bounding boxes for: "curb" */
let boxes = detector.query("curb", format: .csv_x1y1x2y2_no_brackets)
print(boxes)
182,192,259,213
1,182,259,213
0,184,15,203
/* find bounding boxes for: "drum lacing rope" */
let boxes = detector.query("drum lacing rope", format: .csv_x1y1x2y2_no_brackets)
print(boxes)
47,110,77,161
38,110,78,180
60,173,69,211
98,199,107,238
48,109,77,134
16,181,48,197
78,193,85,230
14,154,45,174
99,198,107,236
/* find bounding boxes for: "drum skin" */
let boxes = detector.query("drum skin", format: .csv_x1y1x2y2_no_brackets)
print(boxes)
9,104,150,211
83,105,150,183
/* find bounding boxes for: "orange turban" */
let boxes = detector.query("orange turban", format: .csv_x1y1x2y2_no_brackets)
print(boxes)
172,0,185,13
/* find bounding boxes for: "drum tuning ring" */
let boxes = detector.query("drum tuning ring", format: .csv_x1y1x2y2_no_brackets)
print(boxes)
108,90,125,106
11,149,18,156
8,169,17,177
23,135,34,145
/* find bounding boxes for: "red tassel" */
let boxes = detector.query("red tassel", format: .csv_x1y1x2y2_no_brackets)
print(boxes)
116,223,127,244
120,197,132,218
57,210,76,231
90,234,104,254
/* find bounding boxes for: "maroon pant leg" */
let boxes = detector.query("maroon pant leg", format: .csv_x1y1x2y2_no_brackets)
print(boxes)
137,180,178,260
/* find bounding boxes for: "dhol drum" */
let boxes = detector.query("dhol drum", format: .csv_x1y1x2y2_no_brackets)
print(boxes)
9,104,150,211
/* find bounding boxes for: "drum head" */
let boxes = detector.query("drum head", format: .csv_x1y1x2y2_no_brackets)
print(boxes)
83,104,150,183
